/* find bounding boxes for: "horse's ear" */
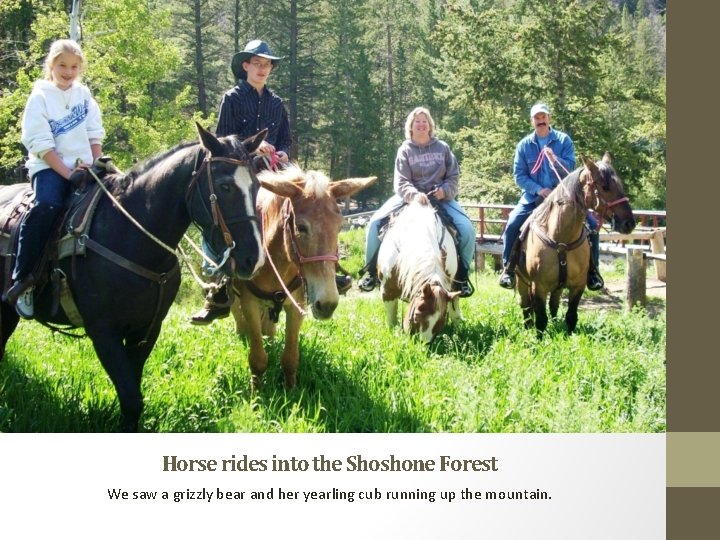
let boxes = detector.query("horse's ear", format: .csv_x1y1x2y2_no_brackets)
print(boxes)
329,176,377,199
581,155,599,176
196,122,225,156
602,152,613,166
446,290,462,301
243,129,268,155
259,177,304,199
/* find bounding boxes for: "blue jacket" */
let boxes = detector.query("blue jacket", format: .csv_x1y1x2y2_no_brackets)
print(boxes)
512,128,575,204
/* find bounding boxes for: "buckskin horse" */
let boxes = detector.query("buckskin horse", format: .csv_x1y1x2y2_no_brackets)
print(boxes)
230,166,376,389
377,199,461,344
0,123,266,431
516,153,635,335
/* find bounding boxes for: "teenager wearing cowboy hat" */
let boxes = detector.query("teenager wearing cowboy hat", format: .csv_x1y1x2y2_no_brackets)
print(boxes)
190,39,352,324
190,39,291,325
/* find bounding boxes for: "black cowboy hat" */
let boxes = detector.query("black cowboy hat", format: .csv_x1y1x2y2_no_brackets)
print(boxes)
231,40,284,80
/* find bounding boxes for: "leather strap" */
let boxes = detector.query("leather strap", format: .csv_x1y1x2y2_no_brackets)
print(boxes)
530,221,588,287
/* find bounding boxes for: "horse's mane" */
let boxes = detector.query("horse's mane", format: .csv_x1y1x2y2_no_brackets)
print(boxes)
532,167,586,228
257,165,331,210
390,201,452,298
124,140,197,182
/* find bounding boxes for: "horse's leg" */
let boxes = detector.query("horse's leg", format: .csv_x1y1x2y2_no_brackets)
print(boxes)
86,326,145,432
229,293,247,335
549,288,562,319
384,298,399,327
531,285,550,337
239,294,268,389
0,302,20,360
565,286,585,333
517,278,533,329
280,302,304,389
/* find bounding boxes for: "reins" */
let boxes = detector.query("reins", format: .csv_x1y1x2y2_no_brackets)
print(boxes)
78,151,256,342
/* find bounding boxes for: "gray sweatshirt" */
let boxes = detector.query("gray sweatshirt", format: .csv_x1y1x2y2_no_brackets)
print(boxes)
393,136,460,203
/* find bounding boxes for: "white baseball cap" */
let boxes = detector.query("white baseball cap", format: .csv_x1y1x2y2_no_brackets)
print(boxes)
530,103,550,118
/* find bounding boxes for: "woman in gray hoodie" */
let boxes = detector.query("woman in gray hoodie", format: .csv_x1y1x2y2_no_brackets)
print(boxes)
358,107,475,297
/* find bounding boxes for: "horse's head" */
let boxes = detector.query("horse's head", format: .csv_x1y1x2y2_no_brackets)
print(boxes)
190,123,267,279
404,281,460,344
259,166,376,319
580,153,636,234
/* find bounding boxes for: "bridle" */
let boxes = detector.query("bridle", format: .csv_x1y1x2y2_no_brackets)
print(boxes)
187,153,260,274
253,196,339,318
580,167,630,229
280,197,339,269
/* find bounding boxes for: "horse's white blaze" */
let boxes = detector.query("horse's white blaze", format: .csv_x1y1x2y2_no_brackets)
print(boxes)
234,167,265,272
306,262,340,319
420,311,443,344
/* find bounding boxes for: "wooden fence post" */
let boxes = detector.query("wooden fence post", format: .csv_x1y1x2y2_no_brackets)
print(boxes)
475,251,486,272
650,229,667,282
626,246,647,309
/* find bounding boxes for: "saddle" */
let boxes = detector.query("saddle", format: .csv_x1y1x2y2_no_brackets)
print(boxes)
0,178,109,326
379,200,459,245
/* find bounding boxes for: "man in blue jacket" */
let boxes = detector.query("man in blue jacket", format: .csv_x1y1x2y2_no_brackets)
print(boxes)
498,103,604,291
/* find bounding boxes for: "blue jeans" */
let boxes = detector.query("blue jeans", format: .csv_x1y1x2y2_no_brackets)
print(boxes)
13,168,71,280
364,195,476,271
501,200,600,268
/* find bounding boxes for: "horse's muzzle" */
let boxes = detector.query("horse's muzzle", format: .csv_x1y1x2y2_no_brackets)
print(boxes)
311,300,338,320
230,251,262,279
613,216,636,234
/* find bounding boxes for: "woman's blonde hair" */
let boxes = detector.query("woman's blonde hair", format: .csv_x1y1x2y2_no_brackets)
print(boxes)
404,106,436,140
43,39,86,81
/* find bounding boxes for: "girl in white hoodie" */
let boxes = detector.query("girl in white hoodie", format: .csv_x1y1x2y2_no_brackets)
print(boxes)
4,39,105,318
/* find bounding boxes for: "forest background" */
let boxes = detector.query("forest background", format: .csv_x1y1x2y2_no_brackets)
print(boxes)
0,0,666,210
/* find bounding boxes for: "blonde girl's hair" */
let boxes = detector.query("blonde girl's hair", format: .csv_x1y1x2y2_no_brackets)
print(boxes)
404,106,436,140
43,39,86,81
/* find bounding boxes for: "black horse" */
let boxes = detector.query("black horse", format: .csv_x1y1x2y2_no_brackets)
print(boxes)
0,123,266,431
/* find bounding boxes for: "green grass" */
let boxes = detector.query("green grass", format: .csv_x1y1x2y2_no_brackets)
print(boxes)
0,231,665,433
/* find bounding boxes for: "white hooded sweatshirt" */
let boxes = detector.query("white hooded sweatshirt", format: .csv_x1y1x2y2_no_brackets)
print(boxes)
21,79,105,179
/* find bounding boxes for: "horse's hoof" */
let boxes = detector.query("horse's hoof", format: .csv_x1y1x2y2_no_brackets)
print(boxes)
284,373,297,389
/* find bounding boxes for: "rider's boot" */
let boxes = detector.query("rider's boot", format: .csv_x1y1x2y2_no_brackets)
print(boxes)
335,262,352,295
190,278,232,325
453,261,474,298
587,230,604,291
498,238,521,289
358,251,380,292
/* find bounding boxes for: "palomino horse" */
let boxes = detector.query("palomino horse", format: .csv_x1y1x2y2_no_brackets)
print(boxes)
230,166,376,388
516,154,635,334
0,124,266,431
377,200,461,344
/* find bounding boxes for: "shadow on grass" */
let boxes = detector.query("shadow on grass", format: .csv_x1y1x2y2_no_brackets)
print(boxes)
246,334,433,433
429,314,516,360
0,353,118,432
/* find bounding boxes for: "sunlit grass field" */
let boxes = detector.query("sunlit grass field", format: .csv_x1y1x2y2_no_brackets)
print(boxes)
0,229,665,433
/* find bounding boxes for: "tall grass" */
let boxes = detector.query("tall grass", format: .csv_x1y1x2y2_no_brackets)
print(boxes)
0,230,665,433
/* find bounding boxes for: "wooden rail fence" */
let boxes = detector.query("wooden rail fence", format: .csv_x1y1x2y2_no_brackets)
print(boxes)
343,204,666,307
463,204,666,307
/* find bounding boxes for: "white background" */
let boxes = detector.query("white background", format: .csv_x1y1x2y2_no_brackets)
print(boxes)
0,433,664,539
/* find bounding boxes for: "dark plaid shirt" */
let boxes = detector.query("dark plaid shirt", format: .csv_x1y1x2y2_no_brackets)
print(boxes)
215,80,291,155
